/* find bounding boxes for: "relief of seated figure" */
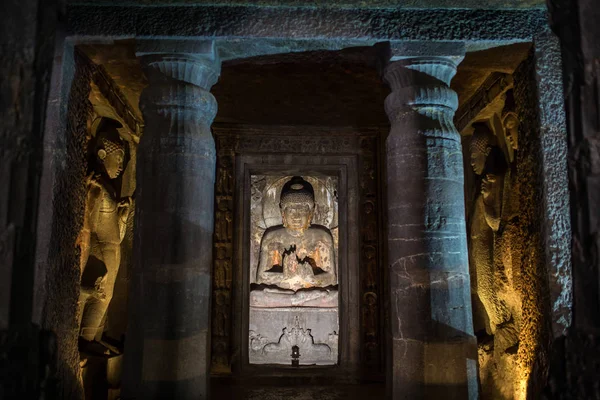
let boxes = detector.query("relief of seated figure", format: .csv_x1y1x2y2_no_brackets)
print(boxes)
251,176,338,308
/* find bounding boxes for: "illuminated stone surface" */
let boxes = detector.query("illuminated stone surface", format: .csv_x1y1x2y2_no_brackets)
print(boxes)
250,176,339,365
77,119,131,344
383,49,478,399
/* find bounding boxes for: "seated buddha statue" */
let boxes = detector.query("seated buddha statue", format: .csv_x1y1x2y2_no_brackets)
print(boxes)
251,176,337,308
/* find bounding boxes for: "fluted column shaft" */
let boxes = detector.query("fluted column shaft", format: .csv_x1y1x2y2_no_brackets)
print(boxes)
383,57,478,399
122,40,220,400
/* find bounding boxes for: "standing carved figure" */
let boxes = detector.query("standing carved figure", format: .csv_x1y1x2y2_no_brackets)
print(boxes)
468,122,510,334
492,111,522,358
496,112,521,292
76,119,132,347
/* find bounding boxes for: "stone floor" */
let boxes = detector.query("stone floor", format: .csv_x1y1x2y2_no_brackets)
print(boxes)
211,383,386,399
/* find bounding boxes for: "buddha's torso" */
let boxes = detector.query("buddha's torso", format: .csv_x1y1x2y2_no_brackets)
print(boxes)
94,177,122,245
259,225,336,290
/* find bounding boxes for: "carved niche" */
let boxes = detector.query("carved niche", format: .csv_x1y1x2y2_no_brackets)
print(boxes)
248,175,339,365
210,125,384,374
75,49,143,400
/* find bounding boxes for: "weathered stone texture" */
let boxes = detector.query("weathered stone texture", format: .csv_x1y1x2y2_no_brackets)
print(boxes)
544,0,600,398
0,0,57,327
42,49,93,400
532,29,572,339
510,49,553,400
68,0,545,9
66,5,547,41
0,0,62,398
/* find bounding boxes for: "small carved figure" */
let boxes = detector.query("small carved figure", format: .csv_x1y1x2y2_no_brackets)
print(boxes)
249,331,268,352
494,110,522,353
214,291,230,337
503,112,519,151
363,246,377,290
76,119,132,346
225,211,233,241
500,111,520,220
216,156,234,195
214,259,226,289
363,292,378,338
211,340,229,369
256,176,337,291
362,201,377,243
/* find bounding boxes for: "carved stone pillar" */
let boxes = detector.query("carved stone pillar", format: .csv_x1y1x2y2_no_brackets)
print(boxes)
122,40,220,399
383,53,478,399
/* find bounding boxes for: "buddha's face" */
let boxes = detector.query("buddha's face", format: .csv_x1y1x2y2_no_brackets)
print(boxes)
281,202,313,232
99,149,125,179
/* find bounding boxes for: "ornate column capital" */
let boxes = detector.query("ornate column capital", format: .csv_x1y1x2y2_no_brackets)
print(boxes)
136,39,220,128
136,39,220,79
384,56,462,88
382,51,463,137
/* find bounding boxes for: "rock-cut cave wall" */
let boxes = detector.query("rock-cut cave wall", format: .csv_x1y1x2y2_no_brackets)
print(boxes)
512,49,553,399
42,49,93,399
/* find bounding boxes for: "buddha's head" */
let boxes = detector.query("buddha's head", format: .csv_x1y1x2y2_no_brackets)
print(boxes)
95,119,126,179
280,176,315,233
469,123,494,176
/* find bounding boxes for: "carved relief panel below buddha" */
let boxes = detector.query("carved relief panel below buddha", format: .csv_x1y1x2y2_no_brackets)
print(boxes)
249,175,339,365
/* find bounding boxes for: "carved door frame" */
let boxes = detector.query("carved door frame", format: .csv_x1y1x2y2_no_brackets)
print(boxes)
211,124,386,381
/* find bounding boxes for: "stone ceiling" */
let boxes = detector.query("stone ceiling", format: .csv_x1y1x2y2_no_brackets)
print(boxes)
68,0,544,9
80,41,531,129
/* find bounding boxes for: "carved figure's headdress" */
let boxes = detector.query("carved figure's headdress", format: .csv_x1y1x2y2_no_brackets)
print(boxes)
95,118,125,155
470,122,495,155
280,176,315,209
470,122,508,175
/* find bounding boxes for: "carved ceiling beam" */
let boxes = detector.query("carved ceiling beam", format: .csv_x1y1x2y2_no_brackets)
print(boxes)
454,71,513,133
92,64,144,140
77,48,143,141
67,5,546,43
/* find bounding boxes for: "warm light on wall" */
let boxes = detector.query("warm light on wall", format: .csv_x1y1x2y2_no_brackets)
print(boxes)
516,376,528,400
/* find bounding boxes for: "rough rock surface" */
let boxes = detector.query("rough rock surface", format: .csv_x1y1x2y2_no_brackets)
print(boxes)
532,30,572,338
0,0,60,398
69,0,545,8
475,45,558,400
66,5,548,41
41,49,93,400
544,0,600,398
